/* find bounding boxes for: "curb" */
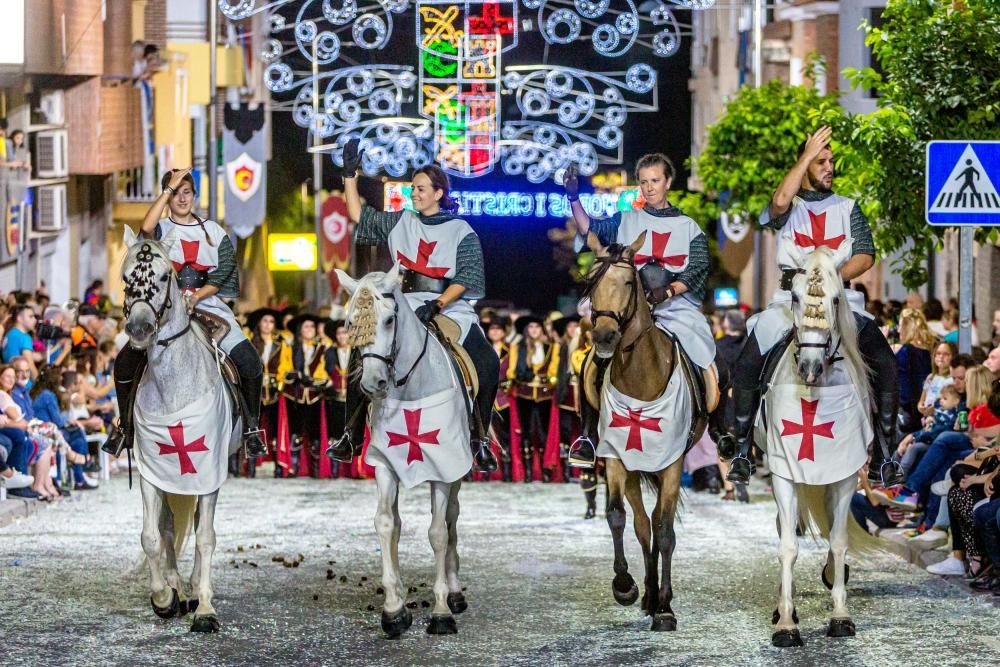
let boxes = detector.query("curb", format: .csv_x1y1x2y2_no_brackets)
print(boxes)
0,497,41,529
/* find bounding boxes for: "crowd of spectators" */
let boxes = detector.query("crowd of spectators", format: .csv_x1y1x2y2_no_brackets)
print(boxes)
1,288,120,502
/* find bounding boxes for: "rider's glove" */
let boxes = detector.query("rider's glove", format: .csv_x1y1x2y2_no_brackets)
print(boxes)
415,299,442,324
341,138,364,179
645,286,674,306
563,164,580,203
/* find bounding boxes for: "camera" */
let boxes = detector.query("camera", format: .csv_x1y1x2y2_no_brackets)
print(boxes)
35,321,71,341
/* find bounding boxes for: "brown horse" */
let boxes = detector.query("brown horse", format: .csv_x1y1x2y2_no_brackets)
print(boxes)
583,231,710,632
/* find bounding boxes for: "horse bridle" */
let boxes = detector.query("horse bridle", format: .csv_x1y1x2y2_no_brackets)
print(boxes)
791,292,844,366
123,242,190,348
585,250,653,354
358,292,430,389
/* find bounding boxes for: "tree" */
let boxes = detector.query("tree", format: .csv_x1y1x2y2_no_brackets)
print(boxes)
844,0,1000,288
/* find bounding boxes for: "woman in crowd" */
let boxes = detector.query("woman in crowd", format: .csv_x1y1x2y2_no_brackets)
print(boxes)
895,308,938,433
508,315,559,482
30,366,99,490
0,364,61,501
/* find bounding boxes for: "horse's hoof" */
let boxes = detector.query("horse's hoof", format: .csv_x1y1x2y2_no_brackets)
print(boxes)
771,607,798,625
650,614,677,632
447,592,468,615
190,615,220,633
771,628,804,648
151,589,179,619
827,618,856,638
612,574,639,606
426,614,458,635
381,607,413,639
822,562,850,590
179,598,199,616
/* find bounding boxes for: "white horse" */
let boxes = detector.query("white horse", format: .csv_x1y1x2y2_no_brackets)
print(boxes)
758,241,879,647
336,267,471,638
122,227,241,633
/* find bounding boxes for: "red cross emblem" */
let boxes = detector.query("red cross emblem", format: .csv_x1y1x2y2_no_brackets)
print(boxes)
609,408,661,452
780,398,835,462
156,422,210,475
469,2,514,34
633,232,688,269
387,408,441,465
793,210,846,251
171,239,212,273
396,239,450,279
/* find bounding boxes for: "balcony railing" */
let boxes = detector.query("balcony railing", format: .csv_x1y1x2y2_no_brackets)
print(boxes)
115,166,158,203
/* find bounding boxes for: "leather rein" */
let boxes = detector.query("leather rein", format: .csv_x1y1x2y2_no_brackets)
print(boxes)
358,291,430,389
585,250,654,355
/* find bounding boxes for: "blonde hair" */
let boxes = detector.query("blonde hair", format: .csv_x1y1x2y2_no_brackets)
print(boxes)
899,308,938,350
965,366,993,409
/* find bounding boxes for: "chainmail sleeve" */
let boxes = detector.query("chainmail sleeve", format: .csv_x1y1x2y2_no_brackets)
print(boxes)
675,232,709,302
355,206,404,246
849,203,875,257
453,233,486,300
207,234,239,299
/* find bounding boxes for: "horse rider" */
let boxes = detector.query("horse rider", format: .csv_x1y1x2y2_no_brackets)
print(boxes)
726,126,899,486
486,317,515,482
278,314,334,477
246,308,285,462
104,168,266,458
507,315,559,482
565,153,717,466
328,138,499,473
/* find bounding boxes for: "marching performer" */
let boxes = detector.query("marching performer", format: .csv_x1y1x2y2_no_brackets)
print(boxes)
552,315,583,482
325,319,352,476
487,318,515,482
278,314,332,477
329,139,499,473
564,154,717,466
508,315,559,482
726,127,899,485
247,307,285,468
104,168,265,458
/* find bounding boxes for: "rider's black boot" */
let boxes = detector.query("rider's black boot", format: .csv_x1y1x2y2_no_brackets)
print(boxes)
328,353,367,463
471,436,499,473
238,372,266,458
568,355,608,467
871,390,902,486
103,344,147,456
726,387,761,485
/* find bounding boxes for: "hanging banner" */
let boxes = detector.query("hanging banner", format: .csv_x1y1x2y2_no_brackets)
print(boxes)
321,194,352,295
223,104,267,239
717,209,755,277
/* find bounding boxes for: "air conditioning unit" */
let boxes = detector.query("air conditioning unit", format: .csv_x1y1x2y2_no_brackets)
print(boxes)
35,130,68,178
35,185,67,233
39,91,65,126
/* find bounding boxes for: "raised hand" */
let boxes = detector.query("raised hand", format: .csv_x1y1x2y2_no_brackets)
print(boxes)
563,163,579,201
342,138,364,178
802,126,833,162
166,167,193,191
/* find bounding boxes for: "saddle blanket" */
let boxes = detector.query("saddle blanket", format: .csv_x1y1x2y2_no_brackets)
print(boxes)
366,387,472,489
597,366,691,473
759,383,871,485
135,379,234,495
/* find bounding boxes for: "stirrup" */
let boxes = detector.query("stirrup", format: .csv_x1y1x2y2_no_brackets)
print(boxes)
243,427,267,458
878,460,902,487
102,421,131,457
472,437,498,473
567,435,597,468
326,433,356,463
727,454,753,484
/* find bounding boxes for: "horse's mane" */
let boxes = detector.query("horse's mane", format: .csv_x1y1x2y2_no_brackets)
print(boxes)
799,248,870,405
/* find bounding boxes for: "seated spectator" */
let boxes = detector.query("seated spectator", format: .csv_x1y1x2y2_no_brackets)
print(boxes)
941,309,959,344
40,305,73,366
916,342,955,419
970,472,1000,592
77,351,115,422
895,308,937,433
936,440,999,578
71,305,102,355
0,364,60,501
31,365,98,490
851,459,907,534
897,384,961,451
0,426,33,490
986,344,1000,381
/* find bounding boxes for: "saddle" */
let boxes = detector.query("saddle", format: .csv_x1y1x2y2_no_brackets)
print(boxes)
189,312,247,426
431,314,479,399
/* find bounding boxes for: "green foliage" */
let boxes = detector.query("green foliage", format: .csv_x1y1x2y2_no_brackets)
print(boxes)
844,0,1000,287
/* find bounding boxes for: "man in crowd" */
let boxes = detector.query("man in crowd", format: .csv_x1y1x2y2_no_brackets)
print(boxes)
2,304,40,377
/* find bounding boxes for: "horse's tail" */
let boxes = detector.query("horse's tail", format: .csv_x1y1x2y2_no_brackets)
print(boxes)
796,484,887,556
165,493,197,558
639,471,660,499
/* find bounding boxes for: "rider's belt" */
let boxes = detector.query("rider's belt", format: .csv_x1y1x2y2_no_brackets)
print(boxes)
638,264,674,292
779,268,805,291
177,266,209,291
401,270,451,294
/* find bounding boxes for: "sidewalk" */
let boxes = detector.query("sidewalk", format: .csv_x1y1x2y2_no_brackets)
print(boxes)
0,496,42,529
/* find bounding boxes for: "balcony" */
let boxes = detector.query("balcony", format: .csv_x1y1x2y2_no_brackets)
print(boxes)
115,166,158,204
65,78,145,176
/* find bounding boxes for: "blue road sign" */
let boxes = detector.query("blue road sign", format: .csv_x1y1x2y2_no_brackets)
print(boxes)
926,140,1000,226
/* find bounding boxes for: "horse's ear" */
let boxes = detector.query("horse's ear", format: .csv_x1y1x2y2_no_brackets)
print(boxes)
586,231,604,256
382,264,401,291
335,269,359,296
123,225,139,249
626,230,647,258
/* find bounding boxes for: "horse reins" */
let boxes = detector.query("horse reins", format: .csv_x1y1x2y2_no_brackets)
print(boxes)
586,251,654,354
124,242,190,349
358,292,430,389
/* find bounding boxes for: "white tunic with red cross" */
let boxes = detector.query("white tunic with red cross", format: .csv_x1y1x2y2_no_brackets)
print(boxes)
155,218,246,353
387,211,479,343
758,369,872,485
748,195,870,353
597,361,693,472
615,209,716,369
134,376,236,495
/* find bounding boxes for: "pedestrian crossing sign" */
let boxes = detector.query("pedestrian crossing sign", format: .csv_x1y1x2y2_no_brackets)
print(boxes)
926,140,1000,226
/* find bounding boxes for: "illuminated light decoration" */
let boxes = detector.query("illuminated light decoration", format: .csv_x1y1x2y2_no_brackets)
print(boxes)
220,0,714,179
268,233,319,271
384,181,644,218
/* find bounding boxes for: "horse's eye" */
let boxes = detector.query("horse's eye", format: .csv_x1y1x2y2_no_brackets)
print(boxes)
159,275,169,283
385,316,395,327
833,296,841,308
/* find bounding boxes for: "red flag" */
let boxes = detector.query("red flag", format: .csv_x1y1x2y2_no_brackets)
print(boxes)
321,195,352,295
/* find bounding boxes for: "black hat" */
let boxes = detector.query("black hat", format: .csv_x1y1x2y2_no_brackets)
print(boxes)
279,307,299,324
246,308,281,333
319,317,346,337
515,314,545,337
485,316,510,332
288,313,321,337
551,314,581,338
